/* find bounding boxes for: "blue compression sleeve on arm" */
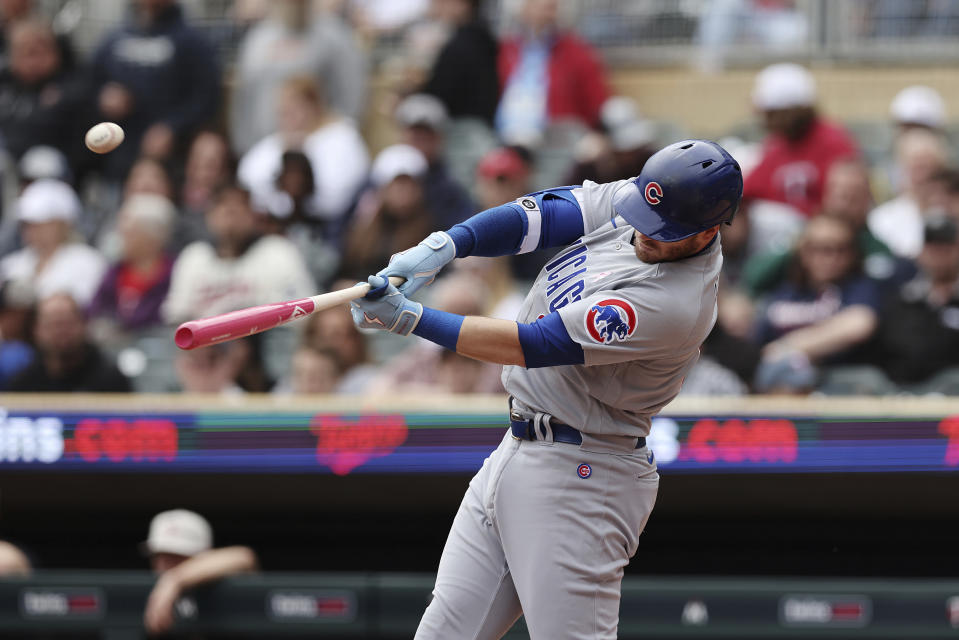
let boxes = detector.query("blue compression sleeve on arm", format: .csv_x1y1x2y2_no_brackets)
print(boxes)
446,204,525,258
446,189,585,258
516,313,585,368
411,307,464,351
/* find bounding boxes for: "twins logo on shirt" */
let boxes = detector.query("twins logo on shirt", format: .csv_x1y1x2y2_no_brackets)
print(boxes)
585,299,637,344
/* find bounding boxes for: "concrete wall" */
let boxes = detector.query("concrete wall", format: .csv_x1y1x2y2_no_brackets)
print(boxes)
611,67,959,138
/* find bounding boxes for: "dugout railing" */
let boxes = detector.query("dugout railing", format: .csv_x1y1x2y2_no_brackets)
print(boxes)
1,571,959,638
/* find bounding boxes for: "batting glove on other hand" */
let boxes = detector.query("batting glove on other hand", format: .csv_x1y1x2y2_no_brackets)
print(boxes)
377,231,456,296
350,276,423,336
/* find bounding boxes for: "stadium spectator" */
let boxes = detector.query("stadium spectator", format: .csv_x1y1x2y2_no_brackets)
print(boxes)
174,338,267,394
470,145,550,281
0,280,34,389
474,146,531,214
0,18,89,164
8,292,130,392
744,160,901,297
301,304,377,394
567,96,656,185
285,344,342,394
0,179,106,306
0,540,31,576
868,128,951,259
868,216,959,393
496,0,611,146
753,215,881,393
0,0,32,69
230,0,367,154
162,183,315,323
238,75,369,229
90,0,220,178
394,93,474,228
339,144,434,280
91,155,181,252
88,194,175,333
718,206,756,290
743,63,858,217
420,0,498,125
180,129,234,220
18,145,72,184
141,509,258,635
124,156,176,201
890,85,947,134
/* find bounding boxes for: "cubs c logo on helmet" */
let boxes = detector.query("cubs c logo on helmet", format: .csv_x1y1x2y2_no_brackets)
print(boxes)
644,181,664,205
585,299,637,344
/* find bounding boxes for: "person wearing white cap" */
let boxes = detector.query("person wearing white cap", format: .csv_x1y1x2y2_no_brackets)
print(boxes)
890,85,947,131
743,63,859,217
142,509,258,634
339,144,434,280
0,179,106,306
395,93,475,228
874,85,950,201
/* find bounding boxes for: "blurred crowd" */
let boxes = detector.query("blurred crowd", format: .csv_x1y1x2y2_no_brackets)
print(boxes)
0,0,957,398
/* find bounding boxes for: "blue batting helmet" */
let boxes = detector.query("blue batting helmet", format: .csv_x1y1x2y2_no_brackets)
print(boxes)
612,139,743,242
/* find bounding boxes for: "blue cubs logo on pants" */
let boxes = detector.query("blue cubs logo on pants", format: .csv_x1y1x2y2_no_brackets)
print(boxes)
585,298,637,344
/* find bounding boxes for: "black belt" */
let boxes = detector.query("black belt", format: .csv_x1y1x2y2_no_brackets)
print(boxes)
509,417,646,449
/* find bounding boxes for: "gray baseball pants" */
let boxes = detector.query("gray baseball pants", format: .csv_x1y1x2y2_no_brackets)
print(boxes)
415,424,659,639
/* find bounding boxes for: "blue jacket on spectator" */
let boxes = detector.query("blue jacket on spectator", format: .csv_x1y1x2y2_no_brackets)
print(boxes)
90,2,219,178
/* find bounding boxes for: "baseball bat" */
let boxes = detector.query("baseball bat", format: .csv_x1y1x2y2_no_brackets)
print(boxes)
174,276,403,350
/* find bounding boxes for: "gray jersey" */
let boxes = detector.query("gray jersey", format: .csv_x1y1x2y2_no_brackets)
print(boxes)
502,179,723,438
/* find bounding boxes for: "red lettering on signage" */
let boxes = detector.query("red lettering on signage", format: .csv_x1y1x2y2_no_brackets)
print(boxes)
940,415,959,466
679,418,798,464
310,415,408,475
71,419,178,463
315,597,350,616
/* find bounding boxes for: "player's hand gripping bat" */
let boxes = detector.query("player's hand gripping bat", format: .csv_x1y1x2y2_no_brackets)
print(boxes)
174,277,403,350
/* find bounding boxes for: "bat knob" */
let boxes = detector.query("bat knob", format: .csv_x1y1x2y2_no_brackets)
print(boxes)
174,323,198,350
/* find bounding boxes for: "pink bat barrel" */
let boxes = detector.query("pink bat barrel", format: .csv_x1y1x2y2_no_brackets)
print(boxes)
174,298,318,350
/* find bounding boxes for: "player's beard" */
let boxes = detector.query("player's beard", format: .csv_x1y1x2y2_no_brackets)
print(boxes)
631,231,709,263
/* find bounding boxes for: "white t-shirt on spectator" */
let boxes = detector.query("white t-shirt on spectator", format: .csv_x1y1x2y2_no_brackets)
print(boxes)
0,243,106,305
867,194,923,259
237,119,370,222
162,234,317,324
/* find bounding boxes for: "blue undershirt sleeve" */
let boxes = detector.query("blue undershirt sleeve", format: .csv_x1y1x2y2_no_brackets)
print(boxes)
446,189,585,258
411,307,584,369
516,312,585,368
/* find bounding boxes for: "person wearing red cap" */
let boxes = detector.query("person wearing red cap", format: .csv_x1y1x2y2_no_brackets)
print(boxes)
475,147,532,213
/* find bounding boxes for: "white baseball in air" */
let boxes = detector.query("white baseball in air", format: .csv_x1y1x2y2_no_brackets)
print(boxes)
84,122,125,154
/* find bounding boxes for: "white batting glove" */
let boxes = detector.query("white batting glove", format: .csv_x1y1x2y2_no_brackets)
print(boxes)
376,231,456,296
350,276,423,336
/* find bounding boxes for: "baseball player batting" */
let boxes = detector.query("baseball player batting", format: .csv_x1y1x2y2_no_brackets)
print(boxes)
351,139,743,639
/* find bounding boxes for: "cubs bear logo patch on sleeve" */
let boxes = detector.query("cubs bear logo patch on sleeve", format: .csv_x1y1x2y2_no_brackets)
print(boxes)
585,299,637,344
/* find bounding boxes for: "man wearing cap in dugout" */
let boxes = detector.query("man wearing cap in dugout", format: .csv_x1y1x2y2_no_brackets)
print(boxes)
743,63,859,217
141,509,258,635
